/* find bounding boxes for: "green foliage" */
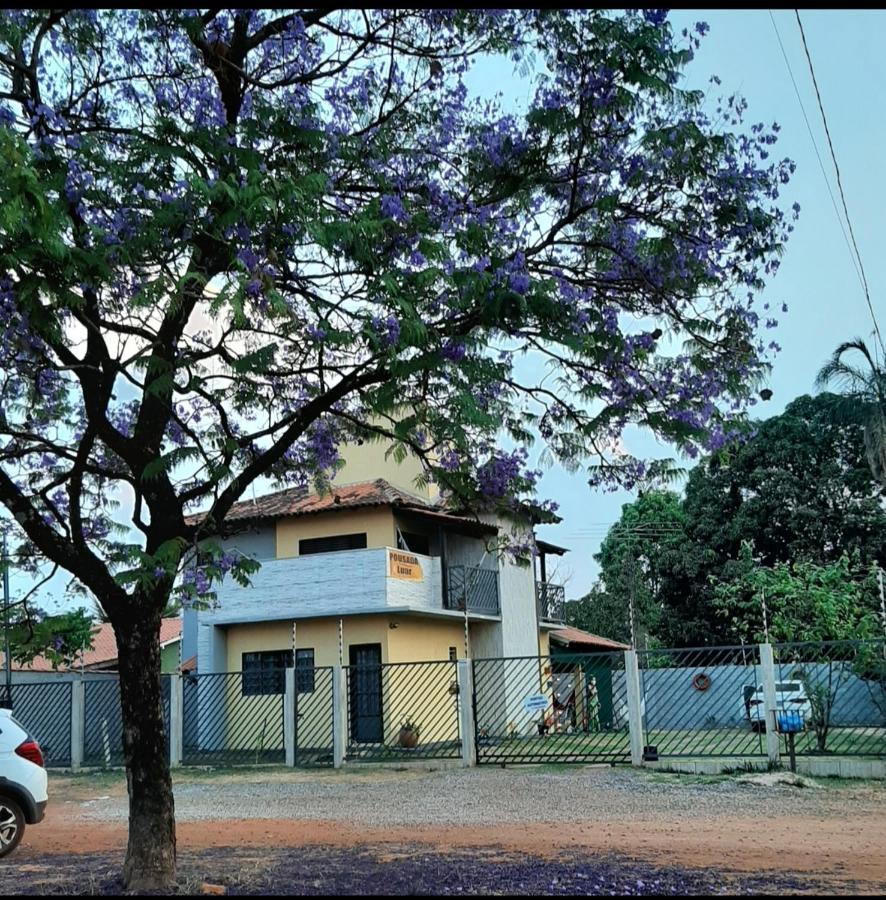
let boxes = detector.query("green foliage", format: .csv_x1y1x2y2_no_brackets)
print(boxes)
6,607,95,668
567,490,686,645
711,544,881,645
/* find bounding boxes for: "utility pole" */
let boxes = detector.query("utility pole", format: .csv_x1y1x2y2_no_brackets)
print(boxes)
2,532,11,708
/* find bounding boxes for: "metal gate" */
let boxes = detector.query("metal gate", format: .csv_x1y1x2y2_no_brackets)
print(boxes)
472,653,631,764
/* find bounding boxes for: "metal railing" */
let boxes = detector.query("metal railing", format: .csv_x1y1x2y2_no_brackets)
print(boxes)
772,639,886,758
345,660,461,760
8,681,72,767
84,676,171,767
637,645,766,759
183,670,285,766
294,666,335,767
445,565,500,615
536,581,566,623
472,652,631,764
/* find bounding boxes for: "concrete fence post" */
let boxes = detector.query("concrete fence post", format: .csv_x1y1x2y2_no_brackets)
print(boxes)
624,649,645,767
456,659,476,767
169,673,183,768
284,667,296,768
759,643,781,766
70,679,85,771
332,664,347,769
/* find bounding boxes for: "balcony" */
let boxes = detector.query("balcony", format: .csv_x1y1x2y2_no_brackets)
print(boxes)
204,548,501,625
444,565,501,615
537,581,566,624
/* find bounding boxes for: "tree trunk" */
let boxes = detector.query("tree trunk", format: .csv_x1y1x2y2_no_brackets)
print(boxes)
114,606,176,890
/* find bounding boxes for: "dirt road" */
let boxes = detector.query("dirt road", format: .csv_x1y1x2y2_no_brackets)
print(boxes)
7,766,886,894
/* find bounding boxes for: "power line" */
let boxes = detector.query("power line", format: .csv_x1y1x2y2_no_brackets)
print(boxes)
767,11,865,296
793,9,885,357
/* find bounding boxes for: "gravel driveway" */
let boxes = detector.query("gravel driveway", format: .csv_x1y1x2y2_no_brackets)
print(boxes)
65,763,886,827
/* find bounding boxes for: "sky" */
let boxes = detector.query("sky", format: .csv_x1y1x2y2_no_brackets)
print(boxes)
7,9,885,614
524,8,886,599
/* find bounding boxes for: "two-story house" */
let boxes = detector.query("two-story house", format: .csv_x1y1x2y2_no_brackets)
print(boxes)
182,443,569,695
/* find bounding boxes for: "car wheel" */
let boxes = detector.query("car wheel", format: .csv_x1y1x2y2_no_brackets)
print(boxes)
0,796,25,858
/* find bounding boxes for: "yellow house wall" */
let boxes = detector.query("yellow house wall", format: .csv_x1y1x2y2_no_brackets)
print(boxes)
335,439,438,499
383,617,464,748
221,614,465,753
222,616,394,753
275,508,396,559
538,630,551,659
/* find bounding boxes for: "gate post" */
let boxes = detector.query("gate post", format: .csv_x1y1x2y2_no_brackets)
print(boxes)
70,679,85,771
332,664,347,769
759,643,781,766
457,659,476,767
284,667,296,767
169,673,183,768
624,649,645,767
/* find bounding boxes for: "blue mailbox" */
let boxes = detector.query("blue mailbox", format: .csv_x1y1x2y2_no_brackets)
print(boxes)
777,710,804,733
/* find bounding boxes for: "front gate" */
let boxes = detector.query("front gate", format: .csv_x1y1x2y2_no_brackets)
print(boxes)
472,653,631,764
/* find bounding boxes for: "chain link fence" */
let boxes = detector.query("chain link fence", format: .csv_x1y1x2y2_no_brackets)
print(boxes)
638,645,766,758
473,653,631,764
772,639,886,758
345,660,460,761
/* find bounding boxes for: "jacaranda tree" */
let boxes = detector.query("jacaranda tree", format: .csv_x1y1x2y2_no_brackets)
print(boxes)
0,9,794,888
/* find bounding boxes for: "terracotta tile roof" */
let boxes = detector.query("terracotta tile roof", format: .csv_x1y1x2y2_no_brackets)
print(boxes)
180,655,197,673
3,618,181,673
186,478,442,526
549,626,629,651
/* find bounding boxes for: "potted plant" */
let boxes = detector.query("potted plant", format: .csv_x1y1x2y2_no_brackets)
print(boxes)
398,719,420,749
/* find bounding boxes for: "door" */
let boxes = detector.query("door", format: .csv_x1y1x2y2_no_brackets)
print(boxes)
349,644,383,743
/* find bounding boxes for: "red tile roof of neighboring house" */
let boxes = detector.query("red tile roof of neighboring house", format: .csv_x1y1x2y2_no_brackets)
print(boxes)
549,626,629,652
180,655,197,673
3,618,182,673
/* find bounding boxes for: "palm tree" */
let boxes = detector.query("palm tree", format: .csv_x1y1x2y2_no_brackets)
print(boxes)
816,338,886,488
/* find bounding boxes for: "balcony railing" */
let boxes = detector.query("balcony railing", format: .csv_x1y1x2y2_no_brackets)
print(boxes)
445,565,500,616
537,581,566,623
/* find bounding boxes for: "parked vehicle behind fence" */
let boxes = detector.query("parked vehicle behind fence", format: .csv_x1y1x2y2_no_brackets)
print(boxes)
742,681,812,732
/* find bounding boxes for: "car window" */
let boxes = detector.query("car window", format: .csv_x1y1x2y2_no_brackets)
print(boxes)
775,682,802,692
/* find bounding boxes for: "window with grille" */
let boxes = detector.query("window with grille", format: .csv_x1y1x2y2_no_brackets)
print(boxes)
242,650,292,696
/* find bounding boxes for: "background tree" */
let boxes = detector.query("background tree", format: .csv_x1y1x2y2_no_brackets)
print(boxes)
711,547,881,751
0,9,794,888
816,338,886,488
4,606,94,670
567,490,685,645
657,393,886,645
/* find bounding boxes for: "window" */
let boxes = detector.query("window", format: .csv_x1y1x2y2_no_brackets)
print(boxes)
299,533,367,555
448,646,458,661
295,648,315,693
398,531,430,556
242,650,292,696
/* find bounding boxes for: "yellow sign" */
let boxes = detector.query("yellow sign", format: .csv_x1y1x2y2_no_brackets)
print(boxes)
389,550,423,581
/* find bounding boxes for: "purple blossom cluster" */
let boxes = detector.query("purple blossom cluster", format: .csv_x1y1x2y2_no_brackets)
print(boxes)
0,8,799,593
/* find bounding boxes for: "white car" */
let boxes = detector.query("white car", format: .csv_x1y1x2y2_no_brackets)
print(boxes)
0,707,48,857
742,681,812,732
